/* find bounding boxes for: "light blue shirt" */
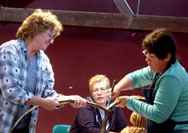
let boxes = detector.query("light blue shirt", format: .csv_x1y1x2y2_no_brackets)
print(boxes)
0,39,58,133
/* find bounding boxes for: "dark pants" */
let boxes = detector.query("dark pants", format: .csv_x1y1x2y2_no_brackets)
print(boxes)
12,126,29,133
172,130,188,133
12,112,31,133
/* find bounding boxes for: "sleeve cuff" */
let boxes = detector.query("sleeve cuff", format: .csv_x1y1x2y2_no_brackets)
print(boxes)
22,92,33,104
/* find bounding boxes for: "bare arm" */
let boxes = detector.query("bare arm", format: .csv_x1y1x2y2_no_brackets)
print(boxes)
26,95,87,110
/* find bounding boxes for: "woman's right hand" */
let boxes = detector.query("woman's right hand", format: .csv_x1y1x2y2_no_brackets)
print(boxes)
112,76,134,99
111,86,121,100
40,98,61,110
114,96,130,108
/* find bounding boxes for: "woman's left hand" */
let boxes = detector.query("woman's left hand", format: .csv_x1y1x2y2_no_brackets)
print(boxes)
114,96,129,108
67,95,88,108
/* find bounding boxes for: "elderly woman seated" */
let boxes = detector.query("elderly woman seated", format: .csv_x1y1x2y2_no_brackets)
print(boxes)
70,74,127,133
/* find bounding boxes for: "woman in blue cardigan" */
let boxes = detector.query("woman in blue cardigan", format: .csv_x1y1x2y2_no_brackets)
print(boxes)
70,74,127,133
113,28,188,133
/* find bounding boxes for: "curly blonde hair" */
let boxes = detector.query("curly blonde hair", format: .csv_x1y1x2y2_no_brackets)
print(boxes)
16,9,63,40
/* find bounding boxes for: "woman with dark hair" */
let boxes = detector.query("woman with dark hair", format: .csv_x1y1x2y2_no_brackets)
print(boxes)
113,28,188,133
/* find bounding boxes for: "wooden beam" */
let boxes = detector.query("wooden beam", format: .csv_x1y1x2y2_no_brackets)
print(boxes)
1,7,188,33
0,7,131,28
131,15,188,33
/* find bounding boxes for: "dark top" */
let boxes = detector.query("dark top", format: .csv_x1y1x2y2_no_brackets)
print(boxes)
70,104,127,133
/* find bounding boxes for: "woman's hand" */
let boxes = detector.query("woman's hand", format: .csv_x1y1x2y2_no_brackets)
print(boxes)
26,96,60,110
112,86,121,100
114,96,129,108
112,76,134,99
40,98,61,110
65,95,87,108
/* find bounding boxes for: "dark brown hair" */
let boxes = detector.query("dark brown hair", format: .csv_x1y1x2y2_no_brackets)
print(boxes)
142,28,176,64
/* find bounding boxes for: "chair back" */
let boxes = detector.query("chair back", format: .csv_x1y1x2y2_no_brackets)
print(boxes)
52,124,71,133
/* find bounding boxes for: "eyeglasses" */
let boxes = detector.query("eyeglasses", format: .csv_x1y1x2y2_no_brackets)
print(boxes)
142,49,149,56
47,31,54,39
93,87,111,93
47,30,54,44
142,50,156,59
